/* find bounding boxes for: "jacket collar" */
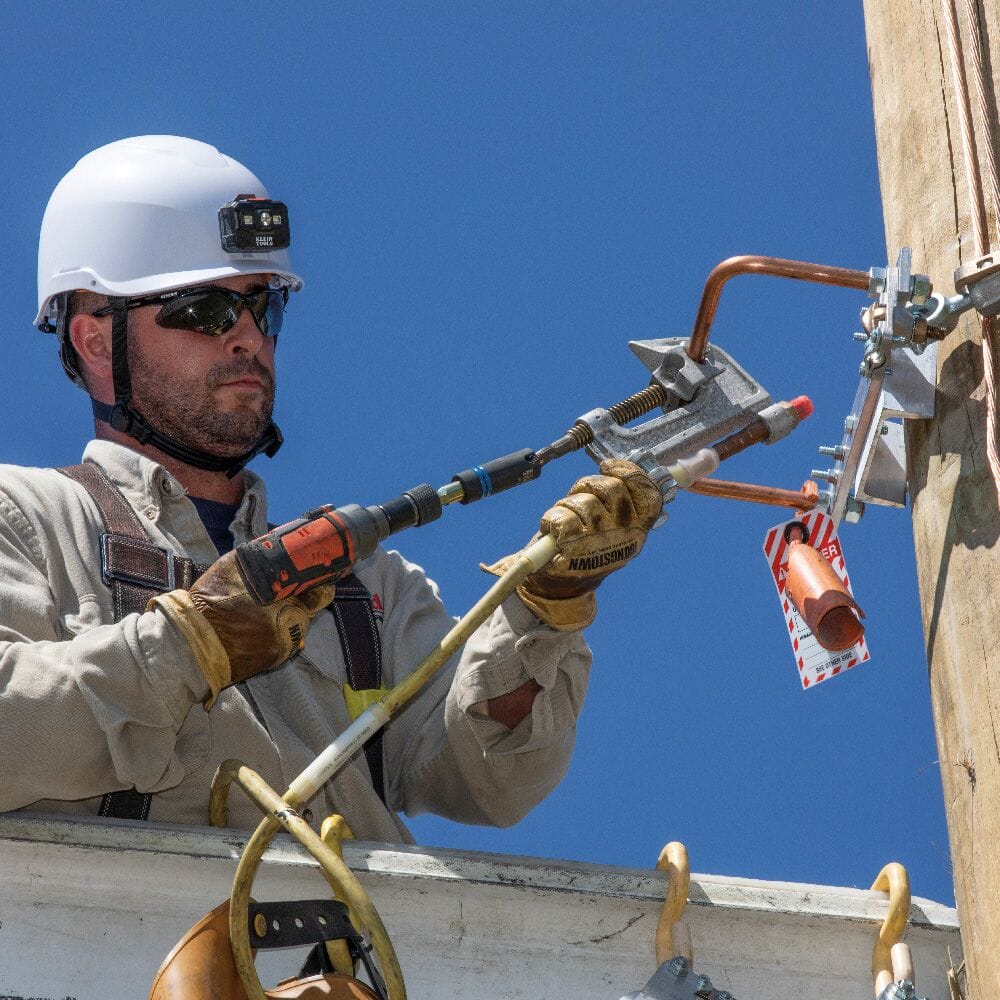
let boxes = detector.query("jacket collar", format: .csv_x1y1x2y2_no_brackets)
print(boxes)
80,439,270,551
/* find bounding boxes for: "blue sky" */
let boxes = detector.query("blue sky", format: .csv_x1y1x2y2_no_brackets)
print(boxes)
4,4,954,907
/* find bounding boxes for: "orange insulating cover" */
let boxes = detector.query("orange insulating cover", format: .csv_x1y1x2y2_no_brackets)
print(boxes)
149,900,381,999
284,513,354,573
785,540,865,652
149,900,250,999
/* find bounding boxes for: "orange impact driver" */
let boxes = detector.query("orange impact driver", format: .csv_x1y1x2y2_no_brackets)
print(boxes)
234,451,542,604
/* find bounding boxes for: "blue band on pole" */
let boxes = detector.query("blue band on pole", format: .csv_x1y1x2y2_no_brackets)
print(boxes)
474,466,493,497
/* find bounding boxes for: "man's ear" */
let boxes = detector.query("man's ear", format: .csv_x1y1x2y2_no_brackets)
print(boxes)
68,313,113,383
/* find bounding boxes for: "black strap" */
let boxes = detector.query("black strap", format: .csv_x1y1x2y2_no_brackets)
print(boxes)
248,898,359,950
59,464,209,820
329,575,387,806
98,786,152,821
59,464,205,618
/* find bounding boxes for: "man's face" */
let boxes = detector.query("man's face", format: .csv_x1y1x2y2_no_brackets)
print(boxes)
126,274,278,459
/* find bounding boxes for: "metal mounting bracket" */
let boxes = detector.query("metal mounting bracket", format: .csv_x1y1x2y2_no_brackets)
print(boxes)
819,248,937,525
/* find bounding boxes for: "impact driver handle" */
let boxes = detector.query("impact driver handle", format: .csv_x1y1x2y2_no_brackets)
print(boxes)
235,484,442,605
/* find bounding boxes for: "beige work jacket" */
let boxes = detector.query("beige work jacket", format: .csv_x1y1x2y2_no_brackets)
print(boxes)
0,442,591,842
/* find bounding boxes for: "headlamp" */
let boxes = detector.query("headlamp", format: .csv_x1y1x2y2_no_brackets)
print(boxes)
219,194,291,253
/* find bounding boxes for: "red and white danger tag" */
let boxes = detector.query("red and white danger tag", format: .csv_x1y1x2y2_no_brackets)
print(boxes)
761,511,870,690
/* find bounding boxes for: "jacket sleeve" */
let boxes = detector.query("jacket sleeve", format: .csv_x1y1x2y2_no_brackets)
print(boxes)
0,491,211,810
374,548,592,827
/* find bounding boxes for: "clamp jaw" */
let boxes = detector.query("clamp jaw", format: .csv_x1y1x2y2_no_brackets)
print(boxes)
618,956,736,1000
877,982,928,1000
578,339,773,517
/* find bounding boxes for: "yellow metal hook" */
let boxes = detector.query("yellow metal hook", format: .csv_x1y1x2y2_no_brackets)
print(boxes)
870,861,914,996
320,815,358,976
321,814,356,856
655,841,692,966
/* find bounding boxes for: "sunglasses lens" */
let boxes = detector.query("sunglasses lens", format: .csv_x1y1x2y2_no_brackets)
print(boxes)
156,291,238,335
154,288,285,337
251,290,285,337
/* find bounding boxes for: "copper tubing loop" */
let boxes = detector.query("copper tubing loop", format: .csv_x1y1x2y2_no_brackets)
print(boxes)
688,256,871,361
687,478,818,511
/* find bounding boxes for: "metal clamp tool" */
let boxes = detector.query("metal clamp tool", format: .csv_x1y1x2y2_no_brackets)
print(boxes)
619,956,736,1000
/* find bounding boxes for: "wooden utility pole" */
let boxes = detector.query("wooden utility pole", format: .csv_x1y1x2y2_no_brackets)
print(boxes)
863,2,1000,996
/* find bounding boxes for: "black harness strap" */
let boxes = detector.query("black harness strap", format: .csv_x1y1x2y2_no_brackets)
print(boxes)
327,576,387,806
60,463,209,820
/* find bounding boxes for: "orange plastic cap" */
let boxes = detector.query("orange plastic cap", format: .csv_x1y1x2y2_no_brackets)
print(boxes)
789,395,814,420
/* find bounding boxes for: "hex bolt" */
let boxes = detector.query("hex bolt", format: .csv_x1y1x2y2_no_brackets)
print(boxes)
868,267,887,295
853,331,869,342
818,445,847,459
811,468,840,482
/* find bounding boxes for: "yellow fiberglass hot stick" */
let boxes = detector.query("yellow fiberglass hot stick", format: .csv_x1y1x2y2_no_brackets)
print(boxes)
209,532,559,1000
284,532,558,806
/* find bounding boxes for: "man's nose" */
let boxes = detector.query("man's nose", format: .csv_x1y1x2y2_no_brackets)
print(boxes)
223,306,266,354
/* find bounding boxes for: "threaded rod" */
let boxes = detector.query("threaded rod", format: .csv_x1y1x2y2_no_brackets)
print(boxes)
535,382,671,465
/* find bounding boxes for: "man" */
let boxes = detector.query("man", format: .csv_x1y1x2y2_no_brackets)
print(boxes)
1,135,660,841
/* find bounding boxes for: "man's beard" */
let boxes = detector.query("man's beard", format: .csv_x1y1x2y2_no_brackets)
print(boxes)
129,350,276,459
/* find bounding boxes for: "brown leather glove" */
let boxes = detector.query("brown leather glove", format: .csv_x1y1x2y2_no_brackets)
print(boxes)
148,550,335,708
484,459,662,630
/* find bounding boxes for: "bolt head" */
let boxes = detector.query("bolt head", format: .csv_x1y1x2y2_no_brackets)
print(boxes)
844,497,865,524
667,956,689,976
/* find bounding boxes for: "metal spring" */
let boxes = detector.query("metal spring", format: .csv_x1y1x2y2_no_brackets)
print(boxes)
608,384,670,425
549,383,671,461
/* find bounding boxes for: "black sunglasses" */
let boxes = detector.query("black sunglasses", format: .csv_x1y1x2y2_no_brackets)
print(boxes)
92,285,288,338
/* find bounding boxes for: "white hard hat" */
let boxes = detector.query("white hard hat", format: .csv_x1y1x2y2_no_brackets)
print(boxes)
36,135,303,328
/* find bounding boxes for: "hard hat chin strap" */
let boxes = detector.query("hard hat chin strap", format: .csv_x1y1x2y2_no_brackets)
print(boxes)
91,298,283,479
